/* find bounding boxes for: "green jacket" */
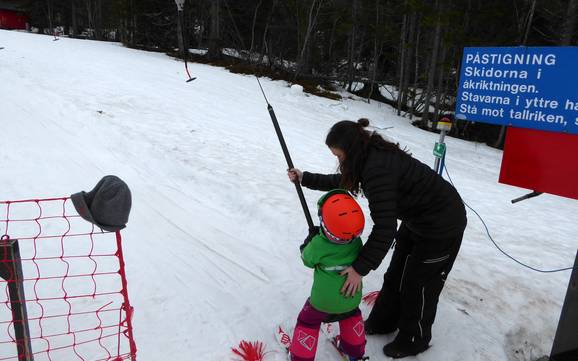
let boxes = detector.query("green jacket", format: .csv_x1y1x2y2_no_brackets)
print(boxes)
301,230,363,314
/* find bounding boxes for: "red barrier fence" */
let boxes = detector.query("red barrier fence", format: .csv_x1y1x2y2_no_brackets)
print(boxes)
0,197,137,361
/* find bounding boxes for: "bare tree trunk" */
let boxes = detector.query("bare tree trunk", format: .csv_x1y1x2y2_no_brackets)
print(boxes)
295,2,303,62
346,0,359,91
327,16,339,61
70,0,77,36
408,23,420,121
258,0,278,66
420,0,442,127
249,0,263,62
513,0,523,36
561,0,577,45
397,20,407,112
46,0,54,35
521,0,537,45
223,0,246,54
296,0,324,77
86,0,95,38
129,0,135,47
495,0,536,147
433,36,447,120
367,0,383,103
265,38,273,68
126,0,134,46
402,11,417,111
95,0,102,40
396,1,408,115
207,0,221,59
440,50,454,120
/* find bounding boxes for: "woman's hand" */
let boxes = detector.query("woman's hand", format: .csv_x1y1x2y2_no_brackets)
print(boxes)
340,266,362,297
287,168,303,183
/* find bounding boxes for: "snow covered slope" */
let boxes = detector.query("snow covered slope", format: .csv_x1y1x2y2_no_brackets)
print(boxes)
1,30,577,361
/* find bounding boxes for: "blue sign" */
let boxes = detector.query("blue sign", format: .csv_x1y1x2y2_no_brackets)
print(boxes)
455,47,578,135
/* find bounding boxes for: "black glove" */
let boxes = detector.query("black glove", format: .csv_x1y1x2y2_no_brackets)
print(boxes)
300,226,320,252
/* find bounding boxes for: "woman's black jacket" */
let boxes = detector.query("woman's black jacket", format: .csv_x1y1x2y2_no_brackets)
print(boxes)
301,147,467,276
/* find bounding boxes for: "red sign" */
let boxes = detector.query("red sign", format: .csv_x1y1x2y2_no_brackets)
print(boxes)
499,127,578,200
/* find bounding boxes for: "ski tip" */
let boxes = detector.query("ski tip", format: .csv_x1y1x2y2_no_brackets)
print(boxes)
275,325,292,350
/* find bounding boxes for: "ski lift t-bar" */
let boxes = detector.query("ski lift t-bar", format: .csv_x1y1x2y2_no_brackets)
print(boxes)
175,0,195,82
255,76,315,231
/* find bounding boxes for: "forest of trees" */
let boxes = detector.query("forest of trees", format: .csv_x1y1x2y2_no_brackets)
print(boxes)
19,0,578,147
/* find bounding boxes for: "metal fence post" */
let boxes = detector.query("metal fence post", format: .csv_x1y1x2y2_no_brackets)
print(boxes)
433,118,452,175
549,249,578,361
0,235,34,361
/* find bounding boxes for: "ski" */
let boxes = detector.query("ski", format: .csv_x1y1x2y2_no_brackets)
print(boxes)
275,325,292,361
321,323,369,361
321,323,349,361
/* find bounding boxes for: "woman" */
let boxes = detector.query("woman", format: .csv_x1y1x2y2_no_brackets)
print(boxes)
288,118,466,358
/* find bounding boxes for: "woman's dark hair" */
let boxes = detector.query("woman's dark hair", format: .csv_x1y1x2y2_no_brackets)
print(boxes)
325,118,409,194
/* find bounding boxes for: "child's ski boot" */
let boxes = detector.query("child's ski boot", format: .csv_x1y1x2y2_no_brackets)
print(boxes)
333,335,369,361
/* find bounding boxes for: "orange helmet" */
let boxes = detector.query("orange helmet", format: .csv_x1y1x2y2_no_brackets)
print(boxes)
318,189,365,244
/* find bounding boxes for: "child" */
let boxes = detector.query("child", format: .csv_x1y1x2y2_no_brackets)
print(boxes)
290,189,367,361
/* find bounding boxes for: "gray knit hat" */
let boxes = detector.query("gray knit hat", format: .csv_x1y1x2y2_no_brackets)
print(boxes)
71,175,132,232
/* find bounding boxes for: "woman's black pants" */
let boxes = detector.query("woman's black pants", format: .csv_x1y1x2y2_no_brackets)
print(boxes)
366,223,464,343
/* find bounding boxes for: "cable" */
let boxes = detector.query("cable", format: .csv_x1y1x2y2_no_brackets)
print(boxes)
443,162,576,273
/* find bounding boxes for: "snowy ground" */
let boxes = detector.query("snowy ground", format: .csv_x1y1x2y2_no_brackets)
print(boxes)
1,30,577,361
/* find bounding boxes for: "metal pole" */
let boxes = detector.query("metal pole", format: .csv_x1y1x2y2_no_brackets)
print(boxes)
434,129,446,173
0,235,34,361
549,250,578,361
256,77,315,231
511,191,543,204
433,118,452,175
